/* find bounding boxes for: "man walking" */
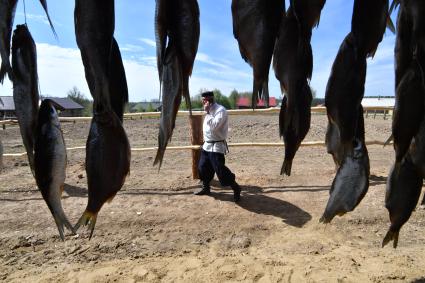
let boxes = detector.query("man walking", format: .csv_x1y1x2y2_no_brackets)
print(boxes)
194,91,241,202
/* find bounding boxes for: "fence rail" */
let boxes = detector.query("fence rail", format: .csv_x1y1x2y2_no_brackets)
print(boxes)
3,140,392,158
0,106,394,126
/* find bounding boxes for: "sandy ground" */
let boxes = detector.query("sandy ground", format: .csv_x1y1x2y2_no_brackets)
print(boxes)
1,113,425,282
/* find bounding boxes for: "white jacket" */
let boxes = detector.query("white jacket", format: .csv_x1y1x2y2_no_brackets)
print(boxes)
202,103,228,154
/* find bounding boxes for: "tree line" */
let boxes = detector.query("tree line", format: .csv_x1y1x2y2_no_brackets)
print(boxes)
66,86,324,116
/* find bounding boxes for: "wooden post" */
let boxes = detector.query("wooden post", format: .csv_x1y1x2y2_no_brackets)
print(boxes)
0,139,3,170
189,115,203,179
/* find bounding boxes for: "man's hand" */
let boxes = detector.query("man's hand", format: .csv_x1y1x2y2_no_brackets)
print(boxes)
203,99,211,113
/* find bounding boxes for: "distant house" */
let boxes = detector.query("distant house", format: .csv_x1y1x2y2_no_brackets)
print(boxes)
361,96,395,108
0,96,84,119
0,96,16,119
361,96,395,119
43,97,84,117
236,97,278,109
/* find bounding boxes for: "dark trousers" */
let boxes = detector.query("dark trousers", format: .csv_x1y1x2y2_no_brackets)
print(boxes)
198,149,235,187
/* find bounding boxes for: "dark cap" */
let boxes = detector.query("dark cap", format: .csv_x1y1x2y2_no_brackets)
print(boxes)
201,91,214,98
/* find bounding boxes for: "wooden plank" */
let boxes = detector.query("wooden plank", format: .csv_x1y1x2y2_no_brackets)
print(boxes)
0,106,395,126
2,140,393,157
189,115,203,179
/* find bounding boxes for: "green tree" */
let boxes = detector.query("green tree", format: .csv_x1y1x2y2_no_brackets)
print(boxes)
133,103,146,112
67,86,92,116
212,89,231,109
229,89,239,109
146,103,156,112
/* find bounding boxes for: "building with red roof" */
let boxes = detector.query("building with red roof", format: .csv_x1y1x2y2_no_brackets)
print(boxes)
236,97,278,109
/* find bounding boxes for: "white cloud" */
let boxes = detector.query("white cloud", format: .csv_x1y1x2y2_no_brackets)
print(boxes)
139,38,156,48
0,42,252,102
196,52,230,69
16,12,61,27
120,44,145,53
0,43,160,102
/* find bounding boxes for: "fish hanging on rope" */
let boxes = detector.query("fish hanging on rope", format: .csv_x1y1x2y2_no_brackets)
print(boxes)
273,1,325,176
392,60,425,166
409,112,425,208
290,0,326,35
74,110,130,239
382,157,422,248
74,0,131,239
74,0,114,113
382,0,425,247
232,0,283,108
382,109,425,248
108,37,128,122
154,0,200,168
34,99,75,240
322,0,389,223
320,109,370,223
11,24,39,176
0,0,18,83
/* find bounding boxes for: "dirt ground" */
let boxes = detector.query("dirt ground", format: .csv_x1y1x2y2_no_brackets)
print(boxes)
1,113,425,283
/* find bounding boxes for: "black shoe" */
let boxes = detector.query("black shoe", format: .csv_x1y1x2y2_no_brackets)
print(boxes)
231,182,241,202
194,184,210,196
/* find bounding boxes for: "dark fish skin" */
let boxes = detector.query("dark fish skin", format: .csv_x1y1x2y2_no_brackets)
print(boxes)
74,0,114,113
320,138,370,224
11,24,39,176
325,121,343,168
232,0,283,107
154,45,182,168
410,114,425,178
171,0,199,109
155,0,199,109
323,1,387,224
291,0,326,34
108,37,128,122
34,99,75,240
392,60,425,165
273,10,313,96
351,0,388,58
382,157,422,248
154,0,199,167
38,0,57,38
404,0,425,56
278,83,311,176
155,0,167,84
0,0,18,83
74,110,131,239
273,8,316,176
325,33,366,157
409,110,425,206
394,4,413,88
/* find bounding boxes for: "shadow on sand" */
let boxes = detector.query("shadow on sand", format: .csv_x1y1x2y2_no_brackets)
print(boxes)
0,183,87,202
369,174,387,187
63,183,87,197
210,182,312,228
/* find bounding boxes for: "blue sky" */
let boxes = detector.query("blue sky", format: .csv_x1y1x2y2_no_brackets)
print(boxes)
0,0,397,102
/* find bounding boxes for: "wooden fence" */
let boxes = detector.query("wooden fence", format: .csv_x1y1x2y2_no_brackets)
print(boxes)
0,106,394,127
1,106,394,177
